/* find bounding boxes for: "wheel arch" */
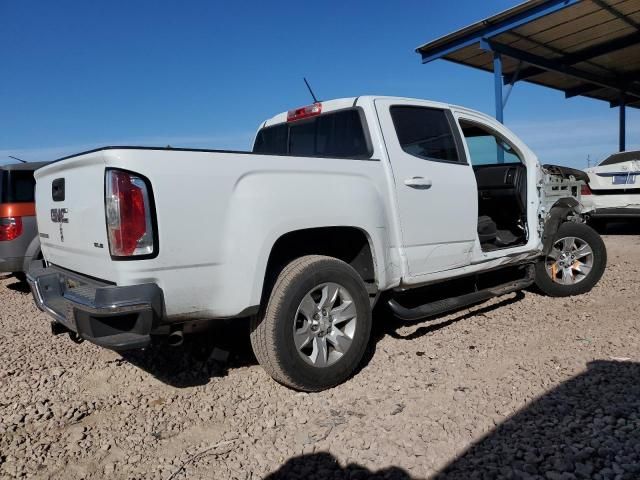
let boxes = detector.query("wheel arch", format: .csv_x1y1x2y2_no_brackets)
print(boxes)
259,226,378,308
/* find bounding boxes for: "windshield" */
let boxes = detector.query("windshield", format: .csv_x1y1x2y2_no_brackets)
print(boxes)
599,151,640,166
0,170,36,204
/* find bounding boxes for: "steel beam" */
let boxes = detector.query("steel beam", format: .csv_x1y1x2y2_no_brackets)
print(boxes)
504,32,640,84
565,83,602,98
504,66,546,84
562,31,640,64
480,39,640,101
590,0,640,32
419,0,580,63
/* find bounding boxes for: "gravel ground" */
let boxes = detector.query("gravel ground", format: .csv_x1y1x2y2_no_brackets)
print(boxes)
1,230,639,480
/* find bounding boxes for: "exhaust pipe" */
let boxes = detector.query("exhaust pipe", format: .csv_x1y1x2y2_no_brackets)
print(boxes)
167,329,184,347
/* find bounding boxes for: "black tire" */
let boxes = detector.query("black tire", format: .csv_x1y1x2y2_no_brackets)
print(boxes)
534,222,606,297
250,255,372,391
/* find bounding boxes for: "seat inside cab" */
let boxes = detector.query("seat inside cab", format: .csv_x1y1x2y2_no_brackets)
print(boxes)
459,121,528,251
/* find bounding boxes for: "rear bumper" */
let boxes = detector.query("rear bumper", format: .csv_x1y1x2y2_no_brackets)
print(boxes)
27,265,164,350
0,256,25,273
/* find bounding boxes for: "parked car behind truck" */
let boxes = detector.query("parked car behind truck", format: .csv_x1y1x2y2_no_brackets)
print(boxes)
0,161,49,279
28,96,606,391
582,150,640,227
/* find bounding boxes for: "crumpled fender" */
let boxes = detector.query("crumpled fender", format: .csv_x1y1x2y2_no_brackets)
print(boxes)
542,198,580,255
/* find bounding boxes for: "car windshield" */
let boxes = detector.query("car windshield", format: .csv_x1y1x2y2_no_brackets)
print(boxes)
0,170,36,203
598,151,640,166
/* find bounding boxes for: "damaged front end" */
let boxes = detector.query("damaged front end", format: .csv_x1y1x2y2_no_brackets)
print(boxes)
537,164,592,254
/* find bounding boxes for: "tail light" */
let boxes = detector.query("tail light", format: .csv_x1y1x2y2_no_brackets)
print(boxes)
580,184,592,196
287,102,322,122
105,169,155,258
0,217,23,241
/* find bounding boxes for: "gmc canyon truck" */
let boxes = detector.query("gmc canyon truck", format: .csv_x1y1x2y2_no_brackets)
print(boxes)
28,96,606,391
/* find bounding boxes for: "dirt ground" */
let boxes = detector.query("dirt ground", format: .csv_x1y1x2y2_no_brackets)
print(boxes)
1,227,639,480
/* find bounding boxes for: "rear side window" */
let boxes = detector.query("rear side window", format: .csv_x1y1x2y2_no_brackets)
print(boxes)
253,109,370,159
0,170,36,203
390,106,461,163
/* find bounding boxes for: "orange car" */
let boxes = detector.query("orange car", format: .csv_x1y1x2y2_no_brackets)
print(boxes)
0,161,49,279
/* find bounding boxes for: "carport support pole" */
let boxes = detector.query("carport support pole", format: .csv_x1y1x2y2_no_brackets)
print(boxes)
493,52,505,164
619,93,626,152
493,52,504,123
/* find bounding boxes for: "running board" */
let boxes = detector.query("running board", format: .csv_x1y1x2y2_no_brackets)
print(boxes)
388,265,535,322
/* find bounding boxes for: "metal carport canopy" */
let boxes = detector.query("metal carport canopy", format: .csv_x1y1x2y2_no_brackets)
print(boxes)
416,0,640,151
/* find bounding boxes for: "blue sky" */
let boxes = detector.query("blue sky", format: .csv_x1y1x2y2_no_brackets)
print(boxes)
1,0,638,168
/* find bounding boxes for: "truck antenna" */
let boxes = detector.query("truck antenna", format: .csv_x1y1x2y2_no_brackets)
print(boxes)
303,77,320,103
8,155,27,163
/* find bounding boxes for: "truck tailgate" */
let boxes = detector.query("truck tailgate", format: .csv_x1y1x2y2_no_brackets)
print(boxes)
34,151,114,280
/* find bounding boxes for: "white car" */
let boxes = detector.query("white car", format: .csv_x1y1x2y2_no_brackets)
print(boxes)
583,150,640,224
27,96,606,391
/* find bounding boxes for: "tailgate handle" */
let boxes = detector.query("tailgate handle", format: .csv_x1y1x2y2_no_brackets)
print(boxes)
52,178,65,202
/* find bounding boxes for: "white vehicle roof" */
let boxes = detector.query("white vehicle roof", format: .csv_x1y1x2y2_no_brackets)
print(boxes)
260,96,489,129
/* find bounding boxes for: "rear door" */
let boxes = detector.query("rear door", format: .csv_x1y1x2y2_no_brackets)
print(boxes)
34,152,114,279
375,99,477,277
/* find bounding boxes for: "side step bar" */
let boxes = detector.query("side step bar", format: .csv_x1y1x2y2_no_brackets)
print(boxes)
388,264,535,322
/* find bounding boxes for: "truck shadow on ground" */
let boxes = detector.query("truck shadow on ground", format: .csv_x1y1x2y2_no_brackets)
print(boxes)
262,451,413,479
122,291,526,388
0,273,30,293
264,360,640,479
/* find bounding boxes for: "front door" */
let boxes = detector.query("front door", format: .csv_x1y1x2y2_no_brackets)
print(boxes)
375,99,478,277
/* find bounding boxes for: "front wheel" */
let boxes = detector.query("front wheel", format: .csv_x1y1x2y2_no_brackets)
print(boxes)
534,222,606,297
250,255,372,391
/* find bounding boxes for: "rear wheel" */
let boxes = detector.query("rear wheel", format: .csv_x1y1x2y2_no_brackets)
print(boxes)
535,222,606,297
250,255,372,391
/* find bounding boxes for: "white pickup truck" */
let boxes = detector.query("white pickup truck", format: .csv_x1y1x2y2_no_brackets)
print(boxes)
28,96,606,391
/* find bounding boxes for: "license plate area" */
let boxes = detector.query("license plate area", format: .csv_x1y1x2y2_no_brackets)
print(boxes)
612,174,636,185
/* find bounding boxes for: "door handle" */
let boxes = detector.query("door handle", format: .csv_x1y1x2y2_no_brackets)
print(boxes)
404,176,432,189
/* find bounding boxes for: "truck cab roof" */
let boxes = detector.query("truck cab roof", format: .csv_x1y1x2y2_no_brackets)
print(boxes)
260,96,481,129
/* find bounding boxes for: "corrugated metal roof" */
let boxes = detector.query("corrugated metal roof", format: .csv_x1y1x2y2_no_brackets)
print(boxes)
417,0,640,108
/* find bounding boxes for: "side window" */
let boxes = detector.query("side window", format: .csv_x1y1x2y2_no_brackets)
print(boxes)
12,175,36,202
0,171,35,203
459,121,522,166
390,106,461,163
314,109,368,158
